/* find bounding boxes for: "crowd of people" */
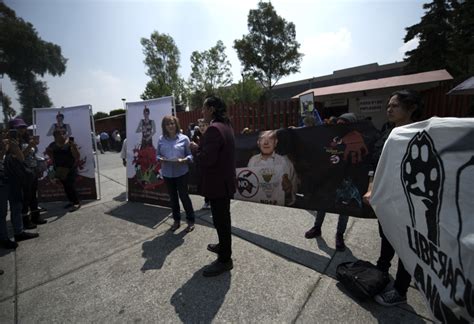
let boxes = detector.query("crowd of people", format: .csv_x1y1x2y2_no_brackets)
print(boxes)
1,117,83,252
1,90,425,307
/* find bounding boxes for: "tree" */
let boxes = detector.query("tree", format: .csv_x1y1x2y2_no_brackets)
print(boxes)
403,0,453,74
230,74,264,105
449,0,474,81
109,109,125,116
234,1,303,97
188,40,233,102
93,111,109,120
0,3,67,123
140,31,185,103
1,92,16,124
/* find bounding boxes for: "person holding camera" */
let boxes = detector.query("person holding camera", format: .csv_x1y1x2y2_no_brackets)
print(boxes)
0,129,39,249
45,130,81,212
11,118,47,226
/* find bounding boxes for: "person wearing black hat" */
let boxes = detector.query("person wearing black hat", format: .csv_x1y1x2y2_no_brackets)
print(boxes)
11,118,47,227
0,131,39,249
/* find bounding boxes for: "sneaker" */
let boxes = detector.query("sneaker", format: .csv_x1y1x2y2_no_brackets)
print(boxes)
374,288,407,306
201,202,210,210
305,226,321,239
14,232,39,242
203,259,233,277
0,239,18,249
335,233,346,251
37,206,48,214
63,203,73,209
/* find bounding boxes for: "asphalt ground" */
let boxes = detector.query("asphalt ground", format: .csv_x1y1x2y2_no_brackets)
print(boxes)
0,152,432,323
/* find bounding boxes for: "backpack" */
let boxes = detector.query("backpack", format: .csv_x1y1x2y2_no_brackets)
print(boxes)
336,260,389,301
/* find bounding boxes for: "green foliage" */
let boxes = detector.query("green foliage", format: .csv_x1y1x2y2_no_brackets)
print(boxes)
449,0,474,81
233,1,303,96
0,3,67,123
109,109,125,116
93,111,109,120
228,74,264,105
1,92,16,124
140,31,185,103
17,76,53,122
403,0,474,82
188,40,233,96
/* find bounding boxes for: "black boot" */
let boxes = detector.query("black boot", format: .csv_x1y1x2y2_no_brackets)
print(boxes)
22,215,37,230
31,213,47,225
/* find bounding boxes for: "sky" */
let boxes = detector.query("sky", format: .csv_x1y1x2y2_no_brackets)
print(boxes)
2,0,426,115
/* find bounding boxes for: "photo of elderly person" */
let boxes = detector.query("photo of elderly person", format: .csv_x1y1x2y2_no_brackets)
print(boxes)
157,116,195,233
248,130,297,206
47,112,72,138
136,106,156,148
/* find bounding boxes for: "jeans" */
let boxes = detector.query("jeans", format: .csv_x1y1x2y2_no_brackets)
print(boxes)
164,173,195,223
0,185,24,240
313,211,349,235
376,221,412,296
210,198,232,262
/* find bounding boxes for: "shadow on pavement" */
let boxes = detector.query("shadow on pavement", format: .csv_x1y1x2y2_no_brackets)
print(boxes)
105,202,171,229
141,230,186,271
231,226,332,274
171,266,231,323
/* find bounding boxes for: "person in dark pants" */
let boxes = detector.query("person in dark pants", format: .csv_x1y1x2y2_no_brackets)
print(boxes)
1,134,39,249
363,89,423,306
190,96,236,277
46,130,81,212
157,115,195,233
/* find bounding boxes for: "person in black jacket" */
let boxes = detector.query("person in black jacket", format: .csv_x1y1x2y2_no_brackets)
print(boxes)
0,134,39,250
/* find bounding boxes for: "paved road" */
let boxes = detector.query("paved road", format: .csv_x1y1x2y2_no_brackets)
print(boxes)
0,152,432,323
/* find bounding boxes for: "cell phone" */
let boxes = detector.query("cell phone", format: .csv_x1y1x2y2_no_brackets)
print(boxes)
8,129,17,139
69,136,75,142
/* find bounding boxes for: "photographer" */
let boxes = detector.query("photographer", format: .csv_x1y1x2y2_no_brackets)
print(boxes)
10,118,47,226
0,129,39,249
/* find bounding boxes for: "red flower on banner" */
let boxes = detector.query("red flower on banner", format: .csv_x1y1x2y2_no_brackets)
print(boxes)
131,144,163,189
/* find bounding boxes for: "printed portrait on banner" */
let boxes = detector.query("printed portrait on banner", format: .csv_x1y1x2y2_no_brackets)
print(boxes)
126,97,173,205
187,122,379,216
371,117,474,323
34,105,97,201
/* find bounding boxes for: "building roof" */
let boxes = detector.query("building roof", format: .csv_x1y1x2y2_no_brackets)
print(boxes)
447,76,474,95
292,69,453,99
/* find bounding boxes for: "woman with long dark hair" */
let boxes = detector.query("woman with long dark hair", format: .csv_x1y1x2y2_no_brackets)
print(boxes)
157,115,195,233
364,89,424,307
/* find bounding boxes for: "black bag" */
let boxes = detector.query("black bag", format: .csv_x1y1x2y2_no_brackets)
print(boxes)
336,260,389,301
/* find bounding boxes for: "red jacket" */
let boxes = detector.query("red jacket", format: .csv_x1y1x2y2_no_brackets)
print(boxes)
195,121,236,199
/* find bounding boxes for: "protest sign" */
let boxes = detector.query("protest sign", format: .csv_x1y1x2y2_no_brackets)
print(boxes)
371,117,474,323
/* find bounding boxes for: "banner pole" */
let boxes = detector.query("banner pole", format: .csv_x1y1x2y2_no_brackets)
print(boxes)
90,105,101,200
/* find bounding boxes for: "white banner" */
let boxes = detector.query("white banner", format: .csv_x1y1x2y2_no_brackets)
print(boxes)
34,105,97,201
371,117,474,322
126,97,174,204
